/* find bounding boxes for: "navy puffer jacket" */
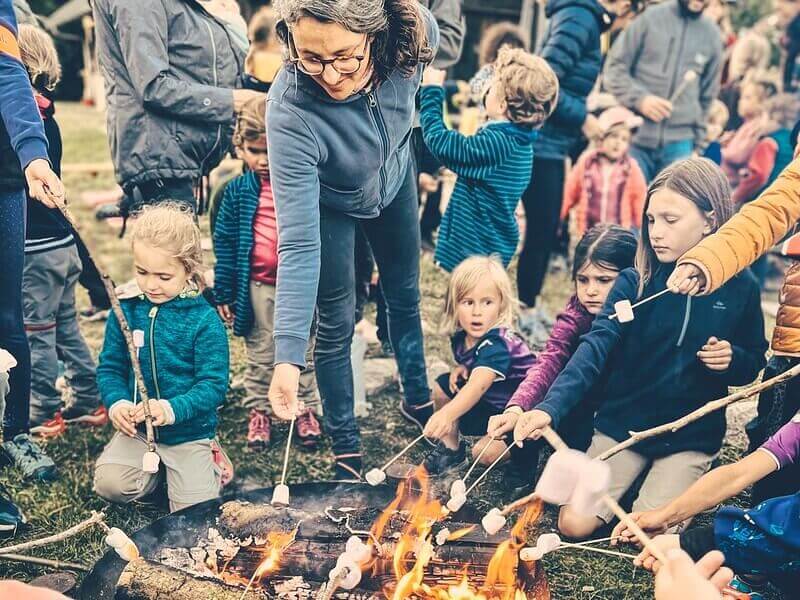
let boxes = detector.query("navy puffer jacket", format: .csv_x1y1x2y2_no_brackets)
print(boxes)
534,0,608,160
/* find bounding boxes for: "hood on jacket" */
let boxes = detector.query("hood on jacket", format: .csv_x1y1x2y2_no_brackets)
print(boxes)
546,0,611,27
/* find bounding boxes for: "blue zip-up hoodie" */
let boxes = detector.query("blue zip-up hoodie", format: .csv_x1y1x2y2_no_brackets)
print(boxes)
0,0,50,191
537,266,767,457
97,291,229,446
265,7,439,367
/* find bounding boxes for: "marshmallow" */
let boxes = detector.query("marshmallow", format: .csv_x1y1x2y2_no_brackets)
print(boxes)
569,459,611,517
613,300,635,323
446,494,466,513
142,451,160,474
345,536,372,563
536,533,561,554
105,528,140,562
333,555,362,590
132,330,145,348
435,528,451,546
0,349,17,373
519,547,544,562
534,449,585,505
481,508,506,535
450,479,466,497
365,469,386,486
271,483,290,506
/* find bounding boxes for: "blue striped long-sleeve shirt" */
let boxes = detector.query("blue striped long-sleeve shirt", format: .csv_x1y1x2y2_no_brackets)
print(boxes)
419,85,537,272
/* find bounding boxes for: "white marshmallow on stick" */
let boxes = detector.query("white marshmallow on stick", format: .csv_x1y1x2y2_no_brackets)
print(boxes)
519,547,544,562
344,536,372,563
446,494,466,513
142,450,160,474
435,528,451,546
449,479,467,497
481,508,506,535
331,555,362,590
570,459,612,517
533,449,584,505
271,483,290,506
104,527,140,562
536,533,561,554
610,288,671,322
365,468,386,487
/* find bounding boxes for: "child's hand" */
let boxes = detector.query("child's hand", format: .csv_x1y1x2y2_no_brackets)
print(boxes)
217,304,234,325
422,67,446,87
611,510,670,546
109,401,137,437
654,549,733,600
513,409,552,444
635,534,682,573
448,365,468,394
487,407,522,438
424,406,457,441
697,337,732,371
132,399,169,427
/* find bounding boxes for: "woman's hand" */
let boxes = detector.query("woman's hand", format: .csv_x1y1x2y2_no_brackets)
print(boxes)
654,549,733,600
667,263,707,296
487,408,522,438
132,399,169,426
109,402,137,437
269,363,303,420
424,406,457,441
611,510,670,546
24,158,64,208
422,67,446,87
233,89,265,112
697,337,733,371
512,409,552,444
448,365,468,394
634,534,681,572
217,304,234,325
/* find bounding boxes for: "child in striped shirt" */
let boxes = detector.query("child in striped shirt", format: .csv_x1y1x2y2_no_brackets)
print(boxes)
419,48,559,272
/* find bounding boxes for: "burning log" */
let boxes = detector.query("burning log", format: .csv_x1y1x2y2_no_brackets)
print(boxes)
115,558,264,599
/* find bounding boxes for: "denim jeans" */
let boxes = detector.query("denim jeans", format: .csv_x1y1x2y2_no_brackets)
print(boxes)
630,139,694,183
0,189,31,439
316,161,429,456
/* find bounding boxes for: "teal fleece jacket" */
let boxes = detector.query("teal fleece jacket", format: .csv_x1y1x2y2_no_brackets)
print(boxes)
97,291,229,445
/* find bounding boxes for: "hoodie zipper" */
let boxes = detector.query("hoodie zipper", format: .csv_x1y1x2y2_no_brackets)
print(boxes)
148,306,162,400
660,18,688,149
366,90,388,202
200,20,223,176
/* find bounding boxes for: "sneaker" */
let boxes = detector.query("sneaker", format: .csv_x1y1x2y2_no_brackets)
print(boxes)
1,434,57,482
399,400,434,432
423,441,468,476
723,576,765,600
334,454,362,482
247,409,271,449
94,202,122,220
0,485,26,539
295,409,322,449
502,463,535,501
211,439,234,488
79,306,110,322
61,405,108,427
29,413,66,439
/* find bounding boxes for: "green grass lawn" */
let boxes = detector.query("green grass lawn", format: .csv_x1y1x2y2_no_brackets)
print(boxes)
0,103,783,599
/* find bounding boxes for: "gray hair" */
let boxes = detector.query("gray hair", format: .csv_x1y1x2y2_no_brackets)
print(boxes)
274,0,388,34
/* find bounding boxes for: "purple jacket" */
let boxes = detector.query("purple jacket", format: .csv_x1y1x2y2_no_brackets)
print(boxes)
508,295,593,411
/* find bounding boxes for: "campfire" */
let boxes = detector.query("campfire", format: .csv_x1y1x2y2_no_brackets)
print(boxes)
104,468,549,600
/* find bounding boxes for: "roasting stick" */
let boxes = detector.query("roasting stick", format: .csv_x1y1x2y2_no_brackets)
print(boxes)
366,433,428,485
271,416,296,505
382,433,426,471
49,194,157,456
463,437,497,482
668,70,698,105
538,427,668,564
463,442,513,496
609,288,671,321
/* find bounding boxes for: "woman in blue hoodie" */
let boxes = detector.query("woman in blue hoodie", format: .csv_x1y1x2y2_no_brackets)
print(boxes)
265,0,439,481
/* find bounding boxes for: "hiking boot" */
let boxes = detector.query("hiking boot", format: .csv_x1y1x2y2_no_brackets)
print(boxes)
211,439,234,488
0,485,26,539
61,405,108,427
247,409,271,449
399,400,434,432
296,409,322,449
423,441,468,476
79,306,110,322
1,434,57,482
334,454,362,483
30,413,66,439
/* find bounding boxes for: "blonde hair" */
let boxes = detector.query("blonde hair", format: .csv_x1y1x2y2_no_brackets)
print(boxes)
232,96,267,148
707,100,729,130
635,158,733,296
478,21,527,67
493,47,559,129
18,24,61,91
130,203,205,290
729,30,771,82
442,256,517,335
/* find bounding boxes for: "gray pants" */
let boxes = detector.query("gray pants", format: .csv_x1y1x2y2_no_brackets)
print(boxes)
22,245,99,425
94,433,221,512
243,281,319,413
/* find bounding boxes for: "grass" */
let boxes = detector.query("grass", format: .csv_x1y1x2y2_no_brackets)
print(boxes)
0,103,783,599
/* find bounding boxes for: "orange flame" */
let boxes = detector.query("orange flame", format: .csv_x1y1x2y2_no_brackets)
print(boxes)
253,528,297,579
484,501,543,600
446,525,476,542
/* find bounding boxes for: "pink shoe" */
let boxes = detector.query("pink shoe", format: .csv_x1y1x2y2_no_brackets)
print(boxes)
211,439,234,488
247,409,271,449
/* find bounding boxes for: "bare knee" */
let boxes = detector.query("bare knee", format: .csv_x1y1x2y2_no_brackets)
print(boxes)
557,506,601,540
472,438,507,466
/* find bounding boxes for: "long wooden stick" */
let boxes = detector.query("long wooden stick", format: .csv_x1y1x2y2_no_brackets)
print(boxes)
464,443,513,496
380,433,426,472
0,511,106,555
557,543,636,560
53,199,155,449
596,361,800,462
0,552,89,571
280,417,296,486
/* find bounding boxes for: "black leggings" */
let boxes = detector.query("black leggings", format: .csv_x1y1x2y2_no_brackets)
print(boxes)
517,157,566,307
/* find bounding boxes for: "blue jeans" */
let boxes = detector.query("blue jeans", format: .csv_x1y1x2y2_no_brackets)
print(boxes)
630,139,694,182
316,162,429,457
0,189,30,440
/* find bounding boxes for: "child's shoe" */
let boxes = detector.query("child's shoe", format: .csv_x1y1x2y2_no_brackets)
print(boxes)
79,306,110,322
0,485,26,539
333,454,362,483
247,409,271,449
399,400,434,431
423,441,468,476
1,434,57,482
295,409,322,448
61,405,108,427
211,439,234,488
29,413,66,439
723,575,765,599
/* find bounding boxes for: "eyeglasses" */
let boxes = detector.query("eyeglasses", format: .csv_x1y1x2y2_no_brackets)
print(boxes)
287,33,369,76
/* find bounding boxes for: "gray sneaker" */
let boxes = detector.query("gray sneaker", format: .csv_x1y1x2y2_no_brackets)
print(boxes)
1,434,57,482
